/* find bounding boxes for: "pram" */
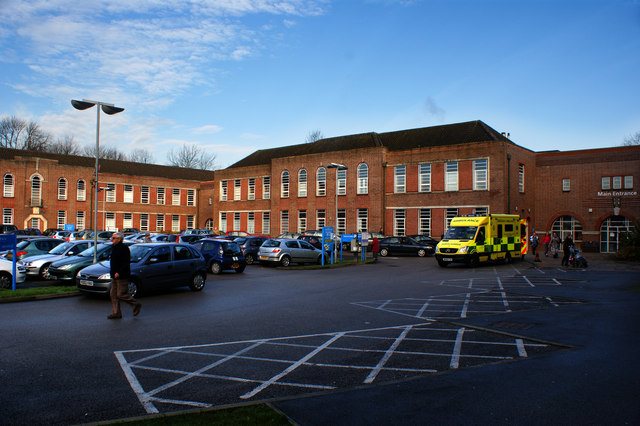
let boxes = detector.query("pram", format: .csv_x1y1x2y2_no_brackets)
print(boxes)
569,246,588,268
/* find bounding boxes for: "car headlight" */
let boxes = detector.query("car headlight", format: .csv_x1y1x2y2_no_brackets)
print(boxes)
98,273,111,280
459,246,468,254
58,264,74,270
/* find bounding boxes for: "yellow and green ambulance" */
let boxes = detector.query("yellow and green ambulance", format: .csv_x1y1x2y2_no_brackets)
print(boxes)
435,214,525,267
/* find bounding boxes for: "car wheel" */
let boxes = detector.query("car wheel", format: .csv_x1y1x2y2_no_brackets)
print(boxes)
210,262,222,275
280,255,291,267
380,248,389,257
437,259,449,268
0,272,11,289
189,273,206,291
40,263,52,280
504,252,512,264
128,280,139,298
235,264,246,273
245,253,255,265
417,249,426,257
467,254,479,268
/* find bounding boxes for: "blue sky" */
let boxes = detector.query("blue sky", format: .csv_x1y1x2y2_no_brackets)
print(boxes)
1,0,639,168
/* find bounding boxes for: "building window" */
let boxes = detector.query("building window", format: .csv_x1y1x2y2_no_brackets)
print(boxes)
3,208,13,225
140,214,149,231
445,162,458,191
124,185,133,203
31,175,42,206
473,159,488,190
3,174,14,198
76,211,85,230
141,186,149,204
248,178,255,200
337,169,347,196
77,180,86,201
262,212,270,235
552,215,583,243
123,213,133,229
357,208,368,232
220,181,228,201
419,209,431,236
394,166,406,193
445,208,459,230
337,209,346,235
281,171,290,198
172,188,181,206
281,210,289,233
298,169,307,198
298,210,307,233
612,176,622,190
186,215,194,230
205,218,214,231
157,187,165,205
106,183,116,202
473,207,488,216
219,213,227,233
562,178,571,192
105,212,115,230
234,179,241,200
316,167,326,196
57,210,66,229
172,215,180,232
234,212,241,231
419,164,431,192
263,177,270,200
518,164,525,193
601,177,610,190
156,215,164,232
394,209,405,236
247,212,255,234
316,209,326,229
624,175,633,189
29,217,40,230
187,189,195,206
58,178,68,200
357,163,368,195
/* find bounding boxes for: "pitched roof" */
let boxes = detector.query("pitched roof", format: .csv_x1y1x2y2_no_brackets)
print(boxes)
0,148,215,181
227,120,511,169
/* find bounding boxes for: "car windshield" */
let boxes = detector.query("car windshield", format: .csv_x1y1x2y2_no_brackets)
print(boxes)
49,242,74,254
262,239,281,248
78,243,110,257
129,245,154,262
443,226,478,240
222,242,242,255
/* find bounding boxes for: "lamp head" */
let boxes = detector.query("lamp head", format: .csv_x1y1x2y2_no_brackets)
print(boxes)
101,105,125,115
71,100,96,110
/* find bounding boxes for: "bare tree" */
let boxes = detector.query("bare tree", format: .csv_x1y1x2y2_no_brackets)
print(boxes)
167,144,216,170
623,131,640,146
82,144,128,160
0,115,52,151
305,130,324,143
23,121,51,151
47,135,81,155
128,148,154,164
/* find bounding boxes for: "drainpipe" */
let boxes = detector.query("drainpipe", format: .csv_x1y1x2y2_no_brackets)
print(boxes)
507,154,511,214
381,162,387,234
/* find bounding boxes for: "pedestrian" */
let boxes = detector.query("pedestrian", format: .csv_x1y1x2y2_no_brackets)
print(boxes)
551,232,561,258
530,231,541,262
371,236,380,262
542,231,551,257
108,232,141,319
561,234,574,267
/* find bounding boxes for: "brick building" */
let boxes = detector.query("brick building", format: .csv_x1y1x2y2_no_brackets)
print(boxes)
2,120,638,253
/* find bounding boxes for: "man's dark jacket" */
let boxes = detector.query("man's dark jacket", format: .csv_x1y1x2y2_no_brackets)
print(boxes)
110,242,131,279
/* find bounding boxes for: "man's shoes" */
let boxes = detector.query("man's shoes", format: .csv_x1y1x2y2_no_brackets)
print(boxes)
107,313,122,319
133,303,142,316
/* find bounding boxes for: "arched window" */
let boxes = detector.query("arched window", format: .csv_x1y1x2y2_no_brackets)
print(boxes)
58,178,68,200
551,215,583,244
316,167,326,196
298,169,307,197
281,170,290,198
3,174,14,198
31,175,42,206
77,180,86,201
204,218,214,231
357,163,368,194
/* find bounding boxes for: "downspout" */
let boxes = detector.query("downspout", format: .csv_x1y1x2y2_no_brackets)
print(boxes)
507,153,511,214
381,162,387,234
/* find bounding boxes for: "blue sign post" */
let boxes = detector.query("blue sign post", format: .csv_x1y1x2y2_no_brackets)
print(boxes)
321,226,334,266
0,234,17,290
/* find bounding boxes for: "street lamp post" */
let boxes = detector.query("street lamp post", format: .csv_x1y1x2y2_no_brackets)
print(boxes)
327,162,348,263
71,99,124,263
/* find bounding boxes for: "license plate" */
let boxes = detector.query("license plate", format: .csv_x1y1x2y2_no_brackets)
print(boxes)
231,263,239,269
442,258,453,262
80,279,94,286
260,256,268,260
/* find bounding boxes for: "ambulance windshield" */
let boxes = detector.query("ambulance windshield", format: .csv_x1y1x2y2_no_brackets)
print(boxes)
444,226,478,241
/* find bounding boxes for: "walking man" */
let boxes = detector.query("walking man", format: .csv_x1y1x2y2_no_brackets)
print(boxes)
561,234,574,267
108,232,141,319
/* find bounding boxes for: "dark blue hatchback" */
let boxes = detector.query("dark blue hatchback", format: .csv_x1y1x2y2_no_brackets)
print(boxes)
192,238,246,274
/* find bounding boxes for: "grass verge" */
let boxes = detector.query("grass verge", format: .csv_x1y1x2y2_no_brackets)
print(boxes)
0,286,78,299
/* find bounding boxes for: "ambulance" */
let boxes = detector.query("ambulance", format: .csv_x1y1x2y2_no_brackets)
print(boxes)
435,214,524,267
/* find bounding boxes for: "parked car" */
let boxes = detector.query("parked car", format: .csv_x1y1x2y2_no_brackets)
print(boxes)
378,236,433,257
42,228,61,236
277,232,302,239
20,240,95,279
0,257,26,288
258,238,327,267
50,230,72,240
233,236,268,265
165,234,204,244
47,242,132,283
81,230,114,241
298,235,322,250
1,238,64,261
192,238,246,274
182,229,212,235
407,235,438,255
0,224,18,234
76,243,207,297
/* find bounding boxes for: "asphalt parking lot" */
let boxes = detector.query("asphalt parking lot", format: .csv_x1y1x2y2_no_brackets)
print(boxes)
1,253,639,425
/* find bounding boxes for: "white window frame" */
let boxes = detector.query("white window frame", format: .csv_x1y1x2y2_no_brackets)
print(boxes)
247,212,255,234
234,179,241,200
57,210,66,229
220,181,228,201
187,189,195,206
123,213,133,229
77,180,86,201
337,209,346,235
316,167,326,196
394,209,405,236
445,162,458,191
140,214,149,231
248,178,256,200
3,208,13,225
156,215,164,232
445,208,458,230
172,215,180,232
357,163,368,195
624,175,633,189
172,188,181,206
186,215,194,230
31,175,42,206
76,211,85,230
141,186,149,204
394,166,406,193
298,169,307,198
281,171,290,198
418,209,431,236
219,212,227,233
281,210,289,233
473,159,488,190
58,178,68,200
262,212,270,235
316,209,326,229
601,177,610,190
518,164,525,193
3,174,14,198
298,210,307,233
357,208,368,232
263,177,270,200
105,212,115,230
124,184,133,203
106,183,116,202
562,178,571,192
419,164,431,193
234,212,241,231
612,176,622,190
337,169,347,196
157,187,165,205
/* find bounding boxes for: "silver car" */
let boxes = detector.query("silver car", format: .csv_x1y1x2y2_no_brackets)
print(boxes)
20,240,94,279
258,238,327,267
0,257,26,288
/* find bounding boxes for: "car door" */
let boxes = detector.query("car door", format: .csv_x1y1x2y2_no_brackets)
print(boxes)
298,240,318,262
137,245,174,289
171,245,199,287
284,240,302,263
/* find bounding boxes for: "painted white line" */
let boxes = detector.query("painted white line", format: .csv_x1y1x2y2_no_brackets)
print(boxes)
552,278,562,285
516,339,528,357
364,325,411,384
545,296,559,307
150,396,212,409
522,276,535,287
501,291,512,312
115,351,160,414
416,297,432,318
497,277,504,291
468,279,473,289
460,293,471,318
449,327,465,369
240,332,345,399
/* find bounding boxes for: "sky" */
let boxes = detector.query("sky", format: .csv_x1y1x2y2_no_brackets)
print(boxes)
1,0,639,169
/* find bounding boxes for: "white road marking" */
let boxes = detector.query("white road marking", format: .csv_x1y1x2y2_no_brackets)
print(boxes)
450,327,465,369
516,339,528,357
364,325,411,384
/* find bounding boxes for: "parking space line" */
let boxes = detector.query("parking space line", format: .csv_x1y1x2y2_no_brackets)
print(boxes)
449,327,465,369
522,276,535,287
516,339,527,357
364,325,412,383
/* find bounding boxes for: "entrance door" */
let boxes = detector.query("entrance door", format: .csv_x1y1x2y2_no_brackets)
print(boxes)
600,216,633,253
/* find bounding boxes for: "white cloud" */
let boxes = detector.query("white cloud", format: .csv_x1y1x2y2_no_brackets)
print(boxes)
193,125,223,134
